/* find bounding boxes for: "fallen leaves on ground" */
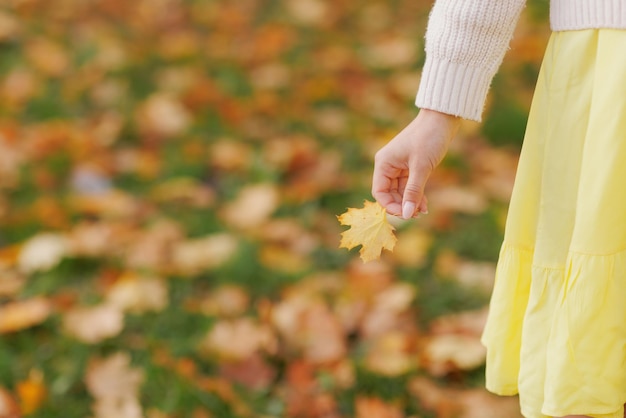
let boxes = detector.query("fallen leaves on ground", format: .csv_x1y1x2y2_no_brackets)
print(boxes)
16,370,47,416
63,303,124,343
0,297,52,334
0,0,547,415
0,387,20,418
85,353,144,418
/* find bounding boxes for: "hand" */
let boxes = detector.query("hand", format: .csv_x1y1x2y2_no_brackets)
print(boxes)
372,109,461,219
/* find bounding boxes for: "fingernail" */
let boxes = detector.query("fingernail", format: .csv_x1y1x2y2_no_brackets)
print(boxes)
402,201,416,219
420,208,429,215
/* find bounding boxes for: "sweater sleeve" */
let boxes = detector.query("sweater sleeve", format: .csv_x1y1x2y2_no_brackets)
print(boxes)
415,0,526,122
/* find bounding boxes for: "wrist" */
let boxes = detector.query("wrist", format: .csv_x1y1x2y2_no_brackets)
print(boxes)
417,108,462,126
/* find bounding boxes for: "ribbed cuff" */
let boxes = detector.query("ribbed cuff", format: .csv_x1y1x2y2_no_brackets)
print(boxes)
551,0,626,30
415,57,494,122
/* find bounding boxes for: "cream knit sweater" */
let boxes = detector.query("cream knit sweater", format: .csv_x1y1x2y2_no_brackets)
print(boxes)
415,0,626,121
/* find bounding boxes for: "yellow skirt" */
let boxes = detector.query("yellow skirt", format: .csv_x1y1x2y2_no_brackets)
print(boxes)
481,29,626,418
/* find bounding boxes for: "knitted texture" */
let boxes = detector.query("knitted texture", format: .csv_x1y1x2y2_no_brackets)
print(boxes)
416,0,626,121
416,0,525,121
551,0,626,30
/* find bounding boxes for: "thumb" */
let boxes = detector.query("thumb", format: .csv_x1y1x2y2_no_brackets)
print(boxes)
401,165,430,219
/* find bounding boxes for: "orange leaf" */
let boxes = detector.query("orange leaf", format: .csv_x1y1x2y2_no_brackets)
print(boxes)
355,396,403,418
0,297,52,334
337,200,396,262
17,370,46,415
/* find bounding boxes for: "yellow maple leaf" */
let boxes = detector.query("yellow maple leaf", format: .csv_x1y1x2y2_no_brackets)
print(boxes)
337,200,397,262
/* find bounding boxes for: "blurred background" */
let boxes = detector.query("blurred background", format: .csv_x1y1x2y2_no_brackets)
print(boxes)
0,0,550,417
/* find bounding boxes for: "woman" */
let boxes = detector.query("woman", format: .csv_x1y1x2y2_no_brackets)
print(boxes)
371,1,626,417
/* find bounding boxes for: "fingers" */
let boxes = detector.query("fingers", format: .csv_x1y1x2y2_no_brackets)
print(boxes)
372,153,404,216
372,148,432,219
372,168,429,220
401,161,431,219
372,178,403,217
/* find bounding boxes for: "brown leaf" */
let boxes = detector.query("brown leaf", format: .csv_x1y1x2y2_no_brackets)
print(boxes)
258,244,311,274
250,63,291,91
0,297,52,334
422,334,486,376
408,377,523,418
372,282,416,313
124,219,184,271
430,308,489,337
469,145,518,202
391,228,433,268
85,352,144,418
361,35,417,69
283,150,344,202
155,67,200,95
0,386,20,418
158,30,200,60
63,303,124,343
345,259,395,299
146,409,172,418
428,186,488,215
70,189,140,219
220,184,280,230
262,136,318,173
259,218,318,254
454,261,497,293
355,396,404,418
408,377,461,418
172,233,238,276
68,221,118,258
272,296,346,364
2,69,39,106
300,303,347,364
218,353,276,390
25,39,69,77
0,11,20,41
313,107,348,137
0,135,23,189
92,34,128,71
421,307,488,377
106,273,168,313
364,332,415,376
435,250,496,293
456,389,524,418
359,283,417,339
283,361,339,418
135,94,191,138
201,318,277,361
114,148,161,179
0,271,25,297
284,0,329,25
208,139,253,172
389,72,422,101
150,177,215,207
199,285,250,317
